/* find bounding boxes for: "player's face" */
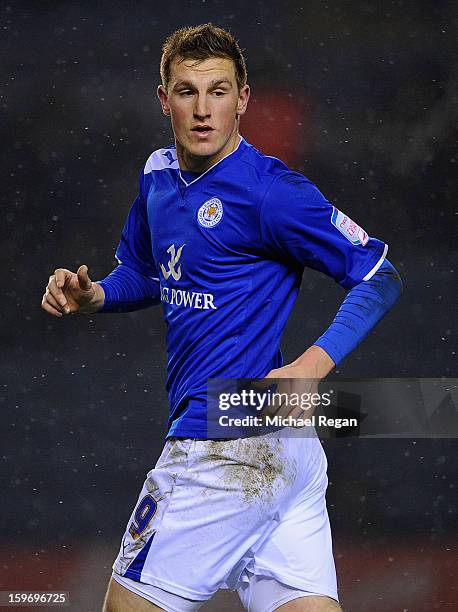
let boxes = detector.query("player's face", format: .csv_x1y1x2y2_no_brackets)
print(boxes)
158,57,250,171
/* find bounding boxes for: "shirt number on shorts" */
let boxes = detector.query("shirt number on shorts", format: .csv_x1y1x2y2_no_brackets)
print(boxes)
128,494,157,540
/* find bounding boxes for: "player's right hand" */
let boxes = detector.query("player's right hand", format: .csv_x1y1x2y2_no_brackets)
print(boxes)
41,265,96,317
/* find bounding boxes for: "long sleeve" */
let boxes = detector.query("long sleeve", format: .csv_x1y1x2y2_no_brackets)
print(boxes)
97,263,160,313
314,259,403,365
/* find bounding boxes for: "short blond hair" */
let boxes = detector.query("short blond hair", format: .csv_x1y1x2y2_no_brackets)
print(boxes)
160,23,247,91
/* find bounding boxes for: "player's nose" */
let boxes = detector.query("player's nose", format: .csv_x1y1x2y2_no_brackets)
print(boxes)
194,93,210,119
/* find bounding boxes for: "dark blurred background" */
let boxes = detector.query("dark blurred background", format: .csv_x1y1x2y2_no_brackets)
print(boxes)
1,1,457,610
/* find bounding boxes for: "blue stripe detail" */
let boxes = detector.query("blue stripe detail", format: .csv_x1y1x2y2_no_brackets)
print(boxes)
331,206,338,226
123,531,156,582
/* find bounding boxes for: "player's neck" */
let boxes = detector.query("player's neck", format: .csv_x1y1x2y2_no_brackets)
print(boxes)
176,131,241,174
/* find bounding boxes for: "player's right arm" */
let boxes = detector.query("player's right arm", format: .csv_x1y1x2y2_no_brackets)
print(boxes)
41,261,161,317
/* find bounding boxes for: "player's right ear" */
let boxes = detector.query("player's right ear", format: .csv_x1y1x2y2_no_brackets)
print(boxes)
157,85,171,116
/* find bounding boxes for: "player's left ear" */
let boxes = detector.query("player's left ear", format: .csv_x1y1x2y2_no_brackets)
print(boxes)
236,84,250,117
157,85,171,116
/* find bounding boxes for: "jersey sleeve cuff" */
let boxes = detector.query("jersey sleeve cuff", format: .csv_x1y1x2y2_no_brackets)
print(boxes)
362,243,388,281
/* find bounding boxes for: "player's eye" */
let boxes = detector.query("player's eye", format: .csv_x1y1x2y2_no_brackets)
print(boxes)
212,90,226,96
178,90,194,96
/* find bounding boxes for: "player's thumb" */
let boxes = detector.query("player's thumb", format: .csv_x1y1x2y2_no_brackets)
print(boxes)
251,376,278,390
77,265,92,291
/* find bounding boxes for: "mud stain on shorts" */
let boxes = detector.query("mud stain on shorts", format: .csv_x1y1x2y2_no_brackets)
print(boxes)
162,439,188,467
204,437,296,505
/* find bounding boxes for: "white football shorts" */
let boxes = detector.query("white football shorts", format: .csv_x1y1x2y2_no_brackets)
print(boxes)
112,429,338,606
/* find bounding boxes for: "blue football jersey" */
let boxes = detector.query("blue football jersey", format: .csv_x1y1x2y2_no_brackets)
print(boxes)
115,138,387,437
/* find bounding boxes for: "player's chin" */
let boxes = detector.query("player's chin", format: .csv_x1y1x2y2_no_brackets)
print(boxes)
187,140,221,159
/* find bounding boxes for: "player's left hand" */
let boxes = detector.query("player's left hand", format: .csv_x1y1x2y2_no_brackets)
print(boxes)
256,345,335,422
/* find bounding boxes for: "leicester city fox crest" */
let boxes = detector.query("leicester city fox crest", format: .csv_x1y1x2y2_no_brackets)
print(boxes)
197,197,224,228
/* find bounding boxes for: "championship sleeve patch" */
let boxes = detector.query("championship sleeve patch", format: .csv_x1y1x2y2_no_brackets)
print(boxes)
331,207,369,246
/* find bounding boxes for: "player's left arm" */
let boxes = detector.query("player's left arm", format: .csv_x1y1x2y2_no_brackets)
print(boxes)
260,172,403,384
269,258,402,381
